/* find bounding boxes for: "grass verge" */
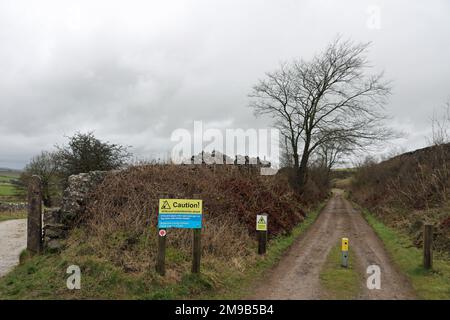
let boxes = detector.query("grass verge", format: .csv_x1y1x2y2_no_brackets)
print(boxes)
0,202,326,300
319,242,361,299
0,211,27,222
362,209,450,300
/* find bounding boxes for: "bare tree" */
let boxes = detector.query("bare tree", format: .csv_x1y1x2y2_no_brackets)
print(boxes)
250,37,392,191
429,99,450,146
314,139,352,174
20,151,59,207
250,63,304,170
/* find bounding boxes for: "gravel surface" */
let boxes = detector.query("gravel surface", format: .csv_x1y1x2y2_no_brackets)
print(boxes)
249,192,416,300
0,219,27,278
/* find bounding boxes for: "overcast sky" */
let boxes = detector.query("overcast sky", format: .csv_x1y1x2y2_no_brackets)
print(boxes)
1,0,449,169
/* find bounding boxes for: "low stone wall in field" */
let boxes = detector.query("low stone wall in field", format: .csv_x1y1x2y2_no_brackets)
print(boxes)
0,202,27,212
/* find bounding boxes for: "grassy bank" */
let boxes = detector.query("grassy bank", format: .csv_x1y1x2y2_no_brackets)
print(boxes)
362,209,450,300
319,242,361,300
0,203,326,300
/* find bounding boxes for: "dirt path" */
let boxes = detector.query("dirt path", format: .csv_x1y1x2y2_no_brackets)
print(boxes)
249,192,416,300
0,219,27,278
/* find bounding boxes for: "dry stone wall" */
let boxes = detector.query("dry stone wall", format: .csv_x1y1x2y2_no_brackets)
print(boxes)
0,202,27,212
43,171,108,250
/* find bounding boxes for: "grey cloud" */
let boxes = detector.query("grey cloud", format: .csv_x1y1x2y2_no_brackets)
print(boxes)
1,0,450,169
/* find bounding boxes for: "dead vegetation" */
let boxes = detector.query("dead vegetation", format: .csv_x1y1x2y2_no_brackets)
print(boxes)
65,164,323,276
350,144,450,256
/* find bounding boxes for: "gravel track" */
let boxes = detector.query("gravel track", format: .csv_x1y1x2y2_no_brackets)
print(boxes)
249,192,416,300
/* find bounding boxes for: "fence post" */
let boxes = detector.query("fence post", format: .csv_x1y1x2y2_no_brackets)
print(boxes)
156,229,166,276
257,213,268,255
192,228,201,274
27,175,43,254
423,224,433,270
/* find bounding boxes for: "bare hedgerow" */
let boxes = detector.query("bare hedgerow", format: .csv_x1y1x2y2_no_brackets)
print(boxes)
350,144,450,255
68,164,306,274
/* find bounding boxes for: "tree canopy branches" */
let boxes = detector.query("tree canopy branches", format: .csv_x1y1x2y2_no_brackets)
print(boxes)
250,37,393,190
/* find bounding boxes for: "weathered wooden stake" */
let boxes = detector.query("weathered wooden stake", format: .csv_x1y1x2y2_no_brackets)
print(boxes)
257,230,267,255
192,228,201,274
256,213,268,255
27,175,43,254
423,224,433,270
156,229,166,276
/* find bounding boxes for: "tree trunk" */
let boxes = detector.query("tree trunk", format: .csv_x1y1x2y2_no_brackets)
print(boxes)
296,139,311,192
297,156,309,190
293,152,299,168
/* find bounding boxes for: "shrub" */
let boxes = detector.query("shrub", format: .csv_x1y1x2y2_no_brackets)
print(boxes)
69,165,313,274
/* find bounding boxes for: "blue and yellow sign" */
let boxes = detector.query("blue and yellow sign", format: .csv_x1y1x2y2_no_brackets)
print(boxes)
158,199,203,229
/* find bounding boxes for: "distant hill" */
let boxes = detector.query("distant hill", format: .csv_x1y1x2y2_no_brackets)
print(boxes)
388,143,450,164
0,167,22,173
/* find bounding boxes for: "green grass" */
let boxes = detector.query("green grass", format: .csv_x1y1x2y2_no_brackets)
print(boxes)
0,184,18,196
0,246,221,300
0,172,21,180
319,242,361,299
0,211,27,222
363,210,450,300
0,202,327,300
0,173,23,202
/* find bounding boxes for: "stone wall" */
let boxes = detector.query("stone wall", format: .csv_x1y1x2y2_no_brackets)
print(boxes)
0,202,27,212
43,171,108,250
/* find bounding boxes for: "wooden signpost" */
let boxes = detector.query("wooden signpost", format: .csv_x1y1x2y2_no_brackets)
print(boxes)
192,229,201,274
156,229,167,275
423,224,433,270
156,198,203,276
256,213,268,255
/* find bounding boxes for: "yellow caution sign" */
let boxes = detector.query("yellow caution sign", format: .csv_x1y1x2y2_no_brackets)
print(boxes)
342,238,349,251
159,199,202,214
256,214,268,231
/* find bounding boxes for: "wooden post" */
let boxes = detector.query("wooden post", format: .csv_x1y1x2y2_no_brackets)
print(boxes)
423,224,433,270
156,229,166,276
192,228,201,274
27,175,43,254
257,213,268,255
257,230,267,255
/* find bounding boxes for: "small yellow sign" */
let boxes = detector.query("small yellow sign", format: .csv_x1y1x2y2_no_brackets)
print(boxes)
159,199,202,214
256,214,268,231
342,238,349,251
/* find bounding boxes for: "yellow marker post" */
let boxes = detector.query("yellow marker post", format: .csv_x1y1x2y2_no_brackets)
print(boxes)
341,238,349,268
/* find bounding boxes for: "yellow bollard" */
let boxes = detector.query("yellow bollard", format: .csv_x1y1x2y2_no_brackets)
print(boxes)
341,238,349,267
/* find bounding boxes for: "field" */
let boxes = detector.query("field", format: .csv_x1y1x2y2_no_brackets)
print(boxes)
0,171,23,202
